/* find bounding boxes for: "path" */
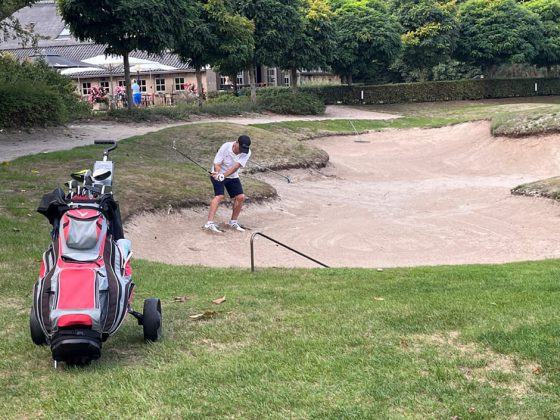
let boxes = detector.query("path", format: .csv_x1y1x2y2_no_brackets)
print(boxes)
0,105,398,162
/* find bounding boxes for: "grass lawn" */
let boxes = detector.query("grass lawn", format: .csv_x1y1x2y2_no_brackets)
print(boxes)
1,100,560,417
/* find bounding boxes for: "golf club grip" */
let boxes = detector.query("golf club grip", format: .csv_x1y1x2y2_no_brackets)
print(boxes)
94,140,116,145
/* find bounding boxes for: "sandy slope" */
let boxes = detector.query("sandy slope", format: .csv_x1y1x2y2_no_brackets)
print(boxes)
125,121,560,268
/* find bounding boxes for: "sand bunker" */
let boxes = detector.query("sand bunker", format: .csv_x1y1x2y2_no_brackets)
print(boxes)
125,121,560,268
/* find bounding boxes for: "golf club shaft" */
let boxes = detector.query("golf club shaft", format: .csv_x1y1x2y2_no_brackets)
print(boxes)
250,159,291,183
172,142,211,174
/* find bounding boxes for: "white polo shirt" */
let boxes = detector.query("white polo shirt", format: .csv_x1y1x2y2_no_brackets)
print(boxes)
212,141,251,179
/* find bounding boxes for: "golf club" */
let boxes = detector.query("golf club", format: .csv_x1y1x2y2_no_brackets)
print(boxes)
249,159,292,183
172,140,224,181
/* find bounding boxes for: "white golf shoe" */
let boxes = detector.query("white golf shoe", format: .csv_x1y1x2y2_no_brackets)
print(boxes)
204,222,223,233
227,221,245,232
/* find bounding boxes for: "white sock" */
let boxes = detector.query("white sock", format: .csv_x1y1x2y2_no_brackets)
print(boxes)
229,220,237,224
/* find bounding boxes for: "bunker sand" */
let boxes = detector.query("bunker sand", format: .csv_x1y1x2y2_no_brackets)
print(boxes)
126,121,560,268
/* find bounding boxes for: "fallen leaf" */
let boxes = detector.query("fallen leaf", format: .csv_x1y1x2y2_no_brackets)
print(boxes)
174,296,188,302
400,340,408,348
532,366,542,375
189,310,217,321
374,297,384,301
212,296,226,305
468,407,476,414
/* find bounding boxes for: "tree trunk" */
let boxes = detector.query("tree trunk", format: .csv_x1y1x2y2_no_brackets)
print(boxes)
249,65,256,104
124,53,132,111
347,73,353,86
195,67,203,108
291,66,298,90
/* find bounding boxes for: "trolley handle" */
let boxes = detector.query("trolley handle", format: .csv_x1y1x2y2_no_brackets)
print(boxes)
94,140,117,160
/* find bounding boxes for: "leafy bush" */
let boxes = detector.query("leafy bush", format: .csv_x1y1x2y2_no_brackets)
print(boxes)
256,89,326,115
0,53,90,125
0,81,65,128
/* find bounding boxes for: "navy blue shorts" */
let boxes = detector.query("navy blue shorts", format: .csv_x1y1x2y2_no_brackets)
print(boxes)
211,176,244,198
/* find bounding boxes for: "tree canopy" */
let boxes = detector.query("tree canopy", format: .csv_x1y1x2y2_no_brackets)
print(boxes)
522,0,560,72
330,0,402,84
57,0,198,108
278,0,336,87
455,0,545,72
392,0,458,81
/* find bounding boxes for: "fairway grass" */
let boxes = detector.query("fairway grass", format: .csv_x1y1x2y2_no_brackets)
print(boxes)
1,101,560,417
1,261,559,417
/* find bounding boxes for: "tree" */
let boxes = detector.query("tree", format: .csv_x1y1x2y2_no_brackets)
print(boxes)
455,0,545,76
174,0,254,105
392,0,458,81
279,0,336,89
522,0,560,75
1,0,40,46
236,0,301,102
330,0,402,85
57,0,197,109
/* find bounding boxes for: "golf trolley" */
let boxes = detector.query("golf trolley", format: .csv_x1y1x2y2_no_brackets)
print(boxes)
31,140,162,366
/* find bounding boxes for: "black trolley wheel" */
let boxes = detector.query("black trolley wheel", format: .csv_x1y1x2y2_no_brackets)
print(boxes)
143,298,162,342
30,308,47,345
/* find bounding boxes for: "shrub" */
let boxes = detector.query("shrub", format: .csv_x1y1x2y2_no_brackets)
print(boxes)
0,81,65,128
257,89,326,115
0,53,90,125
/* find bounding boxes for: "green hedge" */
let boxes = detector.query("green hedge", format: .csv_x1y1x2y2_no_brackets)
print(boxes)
300,78,560,105
256,88,326,115
0,81,65,128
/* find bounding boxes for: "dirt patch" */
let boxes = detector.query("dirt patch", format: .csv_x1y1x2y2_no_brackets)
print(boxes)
126,121,560,268
409,331,545,398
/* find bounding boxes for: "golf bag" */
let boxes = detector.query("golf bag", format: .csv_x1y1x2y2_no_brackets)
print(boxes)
30,140,162,365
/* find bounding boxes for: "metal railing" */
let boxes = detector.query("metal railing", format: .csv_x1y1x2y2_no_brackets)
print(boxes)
250,232,329,272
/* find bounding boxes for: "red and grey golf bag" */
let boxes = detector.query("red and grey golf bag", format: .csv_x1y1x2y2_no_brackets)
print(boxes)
30,140,162,366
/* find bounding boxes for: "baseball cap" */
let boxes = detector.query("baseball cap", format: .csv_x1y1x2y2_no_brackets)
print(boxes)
238,135,251,153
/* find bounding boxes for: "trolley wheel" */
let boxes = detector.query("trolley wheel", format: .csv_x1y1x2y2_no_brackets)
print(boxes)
143,298,162,342
30,308,47,345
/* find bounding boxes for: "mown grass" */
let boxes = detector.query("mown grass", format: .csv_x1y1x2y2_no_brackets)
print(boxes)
2,100,560,417
1,261,559,417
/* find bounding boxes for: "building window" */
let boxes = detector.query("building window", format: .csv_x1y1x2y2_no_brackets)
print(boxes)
118,80,127,87
267,68,276,85
57,26,71,39
219,76,229,89
100,81,109,90
81,82,91,95
175,77,185,91
155,78,165,92
138,79,147,92
284,75,290,86
237,72,243,86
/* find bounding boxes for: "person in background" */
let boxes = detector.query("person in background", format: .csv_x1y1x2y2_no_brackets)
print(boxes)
204,135,252,233
132,79,141,107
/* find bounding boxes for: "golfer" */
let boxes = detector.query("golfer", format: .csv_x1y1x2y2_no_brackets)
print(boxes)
204,135,252,233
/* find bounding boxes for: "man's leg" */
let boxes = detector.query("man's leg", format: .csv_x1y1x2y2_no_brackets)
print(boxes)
207,195,224,222
231,193,245,221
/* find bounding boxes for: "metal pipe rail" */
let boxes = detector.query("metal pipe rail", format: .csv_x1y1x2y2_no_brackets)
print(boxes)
250,232,329,272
